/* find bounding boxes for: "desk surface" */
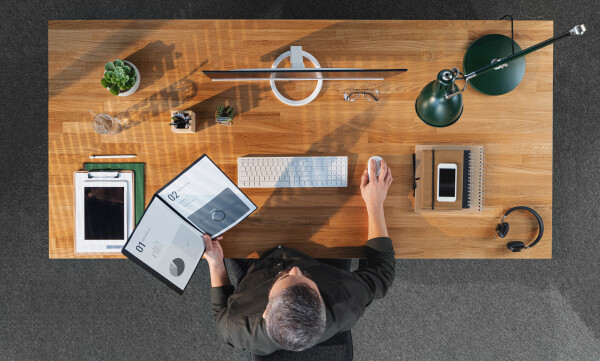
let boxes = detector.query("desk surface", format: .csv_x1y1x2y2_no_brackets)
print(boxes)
49,20,553,259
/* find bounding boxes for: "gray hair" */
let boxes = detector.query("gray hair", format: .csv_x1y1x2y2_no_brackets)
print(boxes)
265,283,326,351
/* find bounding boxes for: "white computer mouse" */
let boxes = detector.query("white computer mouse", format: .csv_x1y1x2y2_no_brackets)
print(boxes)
368,156,383,181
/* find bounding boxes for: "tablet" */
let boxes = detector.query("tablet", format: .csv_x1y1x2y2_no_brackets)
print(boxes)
75,175,132,253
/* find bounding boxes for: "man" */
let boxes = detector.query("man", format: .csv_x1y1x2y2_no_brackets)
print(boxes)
204,159,395,356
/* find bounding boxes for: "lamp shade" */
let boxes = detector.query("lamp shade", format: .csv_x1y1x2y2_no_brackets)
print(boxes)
415,70,463,127
463,34,525,95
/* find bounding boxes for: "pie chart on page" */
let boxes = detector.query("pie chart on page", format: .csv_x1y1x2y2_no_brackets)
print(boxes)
169,258,185,277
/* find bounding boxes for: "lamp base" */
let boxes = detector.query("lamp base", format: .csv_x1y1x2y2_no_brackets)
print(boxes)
463,34,525,96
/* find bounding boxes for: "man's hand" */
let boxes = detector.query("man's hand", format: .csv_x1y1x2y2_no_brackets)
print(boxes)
203,233,224,266
360,158,393,239
203,234,231,287
360,158,393,213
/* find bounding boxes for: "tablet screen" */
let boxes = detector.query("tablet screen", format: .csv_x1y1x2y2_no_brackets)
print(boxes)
84,186,125,240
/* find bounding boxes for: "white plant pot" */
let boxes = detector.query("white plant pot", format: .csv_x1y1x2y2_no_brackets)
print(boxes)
103,60,140,97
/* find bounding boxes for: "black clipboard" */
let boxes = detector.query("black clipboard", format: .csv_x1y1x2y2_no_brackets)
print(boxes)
121,154,257,294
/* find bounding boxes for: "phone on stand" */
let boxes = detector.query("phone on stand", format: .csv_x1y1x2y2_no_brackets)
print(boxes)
437,163,457,202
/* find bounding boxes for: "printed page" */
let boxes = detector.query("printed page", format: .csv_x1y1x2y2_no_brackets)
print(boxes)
157,156,257,237
123,198,205,291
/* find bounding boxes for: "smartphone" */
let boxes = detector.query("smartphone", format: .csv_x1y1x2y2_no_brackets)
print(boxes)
437,163,457,202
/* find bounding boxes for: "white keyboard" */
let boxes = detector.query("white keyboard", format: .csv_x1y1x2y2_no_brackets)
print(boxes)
238,156,348,188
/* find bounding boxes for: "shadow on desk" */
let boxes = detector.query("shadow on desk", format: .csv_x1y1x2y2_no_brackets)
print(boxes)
49,20,168,99
189,83,269,131
125,40,182,93
258,21,395,97
115,63,204,130
228,110,377,258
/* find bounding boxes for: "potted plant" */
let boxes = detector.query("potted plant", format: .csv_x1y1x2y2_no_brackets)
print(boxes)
170,110,196,133
101,59,140,96
215,105,235,126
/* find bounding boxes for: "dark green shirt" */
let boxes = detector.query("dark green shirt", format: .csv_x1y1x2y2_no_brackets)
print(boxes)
211,237,395,356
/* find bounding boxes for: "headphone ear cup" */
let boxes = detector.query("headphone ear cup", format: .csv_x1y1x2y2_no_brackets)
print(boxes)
496,222,509,238
507,241,525,252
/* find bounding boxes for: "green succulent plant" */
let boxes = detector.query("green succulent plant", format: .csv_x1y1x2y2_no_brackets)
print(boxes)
101,59,137,96
215,105,235,126
215,105,235,119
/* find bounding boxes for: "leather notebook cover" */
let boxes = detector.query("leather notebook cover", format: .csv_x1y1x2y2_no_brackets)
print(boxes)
414,145,485,213
420,150,464,210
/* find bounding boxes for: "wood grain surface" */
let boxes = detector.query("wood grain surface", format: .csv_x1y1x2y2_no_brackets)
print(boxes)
48,20,553,259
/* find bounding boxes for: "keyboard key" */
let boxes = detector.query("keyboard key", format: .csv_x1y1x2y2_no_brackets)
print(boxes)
238,156,347,188
263,181,289,187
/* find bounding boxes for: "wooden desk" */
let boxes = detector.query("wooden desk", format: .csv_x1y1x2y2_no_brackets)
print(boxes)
49,20,553,259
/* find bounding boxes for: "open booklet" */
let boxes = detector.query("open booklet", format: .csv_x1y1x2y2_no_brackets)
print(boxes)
122,154,257,294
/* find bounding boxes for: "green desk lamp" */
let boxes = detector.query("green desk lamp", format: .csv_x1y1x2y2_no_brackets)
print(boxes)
415,24,586,127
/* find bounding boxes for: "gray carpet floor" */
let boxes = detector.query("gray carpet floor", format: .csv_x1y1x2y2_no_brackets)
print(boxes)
1,1,599,360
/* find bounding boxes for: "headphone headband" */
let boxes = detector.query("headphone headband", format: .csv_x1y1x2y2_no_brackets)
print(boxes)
501,206,544,249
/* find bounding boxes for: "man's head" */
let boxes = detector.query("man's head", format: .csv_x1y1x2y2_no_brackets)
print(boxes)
262,266,326,351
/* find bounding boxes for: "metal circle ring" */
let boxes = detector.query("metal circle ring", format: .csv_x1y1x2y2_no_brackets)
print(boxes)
270,50,323,106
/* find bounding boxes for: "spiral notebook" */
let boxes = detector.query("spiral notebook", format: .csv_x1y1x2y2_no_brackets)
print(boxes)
413,145,485,212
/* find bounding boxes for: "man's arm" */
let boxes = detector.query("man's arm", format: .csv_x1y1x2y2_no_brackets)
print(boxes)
362,158,392,239
367,206,388,239
353,159,395,303
203,234,231,289
352,235,395,302
203,235,279,355
203,234,234,344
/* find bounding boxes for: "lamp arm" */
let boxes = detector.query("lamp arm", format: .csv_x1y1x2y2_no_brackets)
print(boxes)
464,24,586,80
444,68,468,100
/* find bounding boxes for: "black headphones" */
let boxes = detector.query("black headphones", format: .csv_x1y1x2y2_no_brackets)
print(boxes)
496,206,544,252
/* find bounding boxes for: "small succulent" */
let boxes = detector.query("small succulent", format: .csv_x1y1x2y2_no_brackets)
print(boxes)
215,105,235,126
170,112,192,129
101,59,136,96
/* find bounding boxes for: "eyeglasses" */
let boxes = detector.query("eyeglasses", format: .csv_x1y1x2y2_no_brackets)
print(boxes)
343,89,380,102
